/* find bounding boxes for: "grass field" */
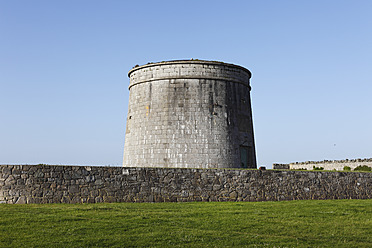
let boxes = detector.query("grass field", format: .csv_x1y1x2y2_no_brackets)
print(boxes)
1,199,371,247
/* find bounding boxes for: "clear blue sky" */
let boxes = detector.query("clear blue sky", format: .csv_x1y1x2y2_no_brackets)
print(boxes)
1,1,371,167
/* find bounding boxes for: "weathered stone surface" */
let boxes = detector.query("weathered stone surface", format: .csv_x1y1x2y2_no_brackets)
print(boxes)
15,196,26,204
123,60,256,169
0,165,371,204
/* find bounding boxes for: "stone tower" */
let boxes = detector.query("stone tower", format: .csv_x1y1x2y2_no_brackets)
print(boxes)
123,60,256,169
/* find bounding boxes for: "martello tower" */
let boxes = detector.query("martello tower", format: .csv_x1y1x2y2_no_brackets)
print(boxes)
123,60,256,169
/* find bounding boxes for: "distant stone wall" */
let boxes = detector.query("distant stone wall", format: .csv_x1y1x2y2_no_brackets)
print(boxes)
272,163,290,170
289,158,372,171
1,165,371,204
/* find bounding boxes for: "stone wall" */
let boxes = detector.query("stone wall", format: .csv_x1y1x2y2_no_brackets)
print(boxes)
289,158,372,171
123,60,256,169
1,165,371,204
272,163,290,170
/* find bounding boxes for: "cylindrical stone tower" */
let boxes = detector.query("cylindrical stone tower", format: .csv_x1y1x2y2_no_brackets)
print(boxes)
123,60,256,169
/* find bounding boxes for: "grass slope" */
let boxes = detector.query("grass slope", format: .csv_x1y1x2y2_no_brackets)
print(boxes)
0,200,371,247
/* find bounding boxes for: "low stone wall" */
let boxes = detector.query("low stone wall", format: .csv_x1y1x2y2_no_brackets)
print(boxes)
1,165,371,204
289,158,372,171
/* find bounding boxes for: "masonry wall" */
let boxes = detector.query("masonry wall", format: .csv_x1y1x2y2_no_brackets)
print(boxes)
289,158,372,171
123,60,256,169
1,165,371,204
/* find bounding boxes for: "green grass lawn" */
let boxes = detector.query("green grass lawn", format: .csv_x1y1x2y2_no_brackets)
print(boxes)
1,199,371,247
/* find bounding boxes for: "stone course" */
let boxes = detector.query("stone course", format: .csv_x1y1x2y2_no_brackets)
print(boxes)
1,165,371,204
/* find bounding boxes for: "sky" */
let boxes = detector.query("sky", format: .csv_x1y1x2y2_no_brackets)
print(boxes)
1,1,371,167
